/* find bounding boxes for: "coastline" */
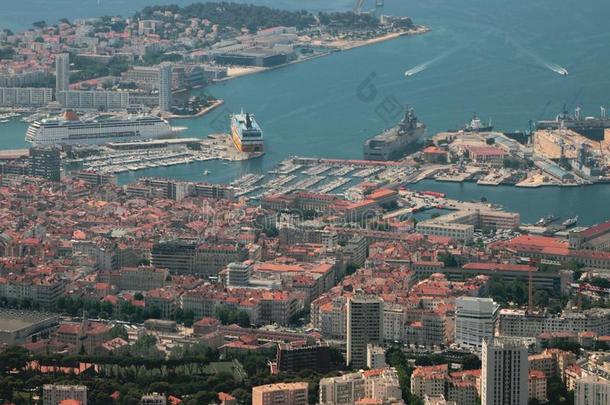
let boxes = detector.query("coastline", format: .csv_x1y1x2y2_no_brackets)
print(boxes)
165,99,224,120
323,25,431,51
213,26,431,83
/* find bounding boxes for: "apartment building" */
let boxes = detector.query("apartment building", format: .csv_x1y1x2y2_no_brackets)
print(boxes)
252,382,308,405
43,385,87,405
0,87,52,106
347,295,384,369
319,368,403,405
455,297,499,352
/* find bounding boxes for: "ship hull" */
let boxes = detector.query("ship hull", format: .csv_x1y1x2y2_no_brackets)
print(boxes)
363,127,425,161
26,117,172,146
231,124,264,153
536,122,607,142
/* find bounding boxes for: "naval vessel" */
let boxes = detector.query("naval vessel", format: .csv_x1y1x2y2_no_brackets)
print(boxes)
363,107,426,161
536,106,610,141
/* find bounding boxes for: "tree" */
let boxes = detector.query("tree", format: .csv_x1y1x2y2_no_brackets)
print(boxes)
590,277,610,289
108,325,128,341
461,354,481,370
215,305,250,327
101,79,113,90
0,47,15,60
231,388,250,404
0,346,29,372
32,21,47,29
182,309,195,327
263,226,279,238
533,290,550,307
438,252,458,268
385,346,415,402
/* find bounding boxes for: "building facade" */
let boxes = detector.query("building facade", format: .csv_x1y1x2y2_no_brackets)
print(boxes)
43,384,87,405
57,90,129,110
574,375,610,405
347,295,384,369
158,63,172,112
481,337,529,405
252,382,308,405
0,87,52,107
455,296,499,352
55,53,70,96
30,146,61,182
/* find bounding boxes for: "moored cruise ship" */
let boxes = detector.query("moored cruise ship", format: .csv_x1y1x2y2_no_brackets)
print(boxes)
230,110,264,154
25,110,173,146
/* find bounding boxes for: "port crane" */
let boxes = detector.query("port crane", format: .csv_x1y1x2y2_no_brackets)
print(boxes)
354,0,384,14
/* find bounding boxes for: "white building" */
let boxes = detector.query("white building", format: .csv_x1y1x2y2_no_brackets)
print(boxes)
383,304,406,342
455,296,499,352
43,384,87,405
319,368,404,405
498,308,610,338
575,375,610,405
141,393,167,405
367,343,387,369
0,87,52,107
0,69,47,87
347,294,384,369
416,221,474,243
55,53,70,96
57,90,129,111
227,262,251,287
158,63,172,112
481,337,529,405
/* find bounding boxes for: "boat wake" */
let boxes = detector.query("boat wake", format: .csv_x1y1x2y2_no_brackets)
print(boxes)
404,63,428,77
404,47,459,77
544,63,569,76
501,32,569,77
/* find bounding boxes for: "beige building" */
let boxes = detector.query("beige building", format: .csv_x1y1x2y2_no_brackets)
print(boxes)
320,368,403,405
424,395,456,405
528,370,547,403
43,384,87,405
574,375,610,405
252,382,308,405
410,364,448,399
416,221,474,243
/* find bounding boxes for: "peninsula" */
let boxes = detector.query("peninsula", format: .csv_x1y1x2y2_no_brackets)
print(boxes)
0,2,428,119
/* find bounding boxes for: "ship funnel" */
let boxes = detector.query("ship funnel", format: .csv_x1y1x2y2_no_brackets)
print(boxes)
63,110,79,121
245,113,252,129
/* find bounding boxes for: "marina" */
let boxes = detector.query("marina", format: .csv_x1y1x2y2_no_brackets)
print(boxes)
227,157,426,201
63,132,266,175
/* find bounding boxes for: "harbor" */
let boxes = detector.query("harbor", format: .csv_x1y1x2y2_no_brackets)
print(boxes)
228,156,422,201
64,134,264,175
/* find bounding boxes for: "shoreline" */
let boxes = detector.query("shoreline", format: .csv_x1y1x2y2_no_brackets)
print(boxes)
324,25,431,51
165,99,224,120
211,26,431,83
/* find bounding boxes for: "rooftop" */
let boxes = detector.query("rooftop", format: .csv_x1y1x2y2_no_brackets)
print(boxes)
0,309,58,332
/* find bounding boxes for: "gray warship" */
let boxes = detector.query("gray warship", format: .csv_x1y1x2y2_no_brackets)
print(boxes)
363,106,426,161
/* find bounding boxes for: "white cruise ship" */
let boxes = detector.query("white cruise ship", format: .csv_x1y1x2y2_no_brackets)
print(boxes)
25,111,173,146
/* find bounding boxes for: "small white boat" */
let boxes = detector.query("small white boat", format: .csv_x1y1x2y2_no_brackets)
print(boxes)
203,170,211,175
